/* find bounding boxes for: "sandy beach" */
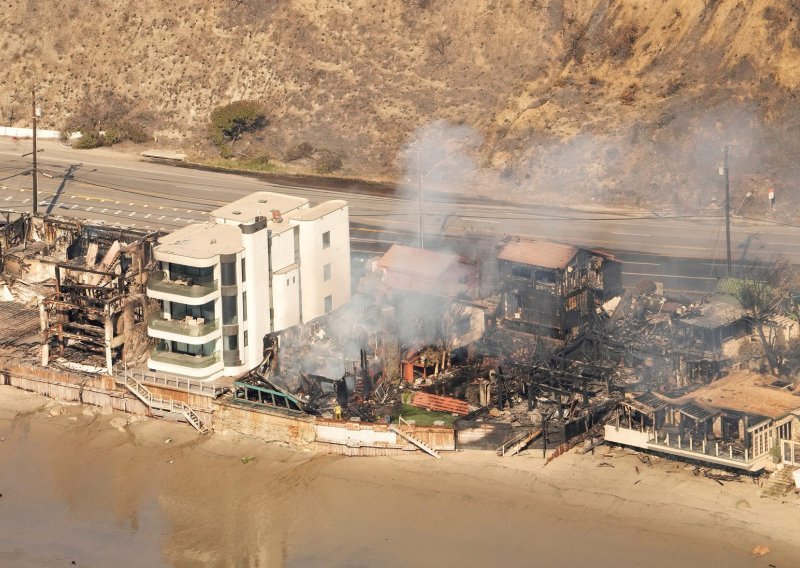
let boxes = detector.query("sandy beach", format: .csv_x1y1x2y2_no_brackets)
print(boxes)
1,385,798,568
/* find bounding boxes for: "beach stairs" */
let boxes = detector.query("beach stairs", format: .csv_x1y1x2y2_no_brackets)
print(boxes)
496,428,542,457
761,466,798,499
389,425,440,459
124,374,209,434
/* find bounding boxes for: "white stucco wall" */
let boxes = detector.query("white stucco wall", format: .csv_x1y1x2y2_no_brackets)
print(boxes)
294,206,350,323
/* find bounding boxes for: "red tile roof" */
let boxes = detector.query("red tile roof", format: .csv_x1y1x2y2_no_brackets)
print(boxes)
497,238,578,269
378,244,459,278
377,244,466,296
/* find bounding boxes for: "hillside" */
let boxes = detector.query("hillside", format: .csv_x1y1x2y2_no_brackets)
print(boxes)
2,0,800,214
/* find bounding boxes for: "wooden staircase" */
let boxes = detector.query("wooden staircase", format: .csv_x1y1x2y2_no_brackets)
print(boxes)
389,425,440,459
761,466,797,499
124,374,209,434
496,428,542,457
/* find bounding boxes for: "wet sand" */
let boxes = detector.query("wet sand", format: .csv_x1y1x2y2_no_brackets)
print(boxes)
1,385,798,568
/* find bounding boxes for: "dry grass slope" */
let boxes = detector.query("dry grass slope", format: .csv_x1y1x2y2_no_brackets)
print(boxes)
2,0,800,211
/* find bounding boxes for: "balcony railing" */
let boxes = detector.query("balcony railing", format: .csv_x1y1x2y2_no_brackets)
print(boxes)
150,349,221,369
643,426,754,463
148,314,220,338
147,271,218,298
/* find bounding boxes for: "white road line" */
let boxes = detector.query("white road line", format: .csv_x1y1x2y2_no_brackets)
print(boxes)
612,232,652,237
623,271,716,280
114,210,122,214
624,261,661,266
144,213,151,218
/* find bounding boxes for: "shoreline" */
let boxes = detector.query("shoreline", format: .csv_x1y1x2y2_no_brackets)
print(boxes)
2,386,798,567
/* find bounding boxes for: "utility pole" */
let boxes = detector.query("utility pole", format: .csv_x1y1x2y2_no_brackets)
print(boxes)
31,89,38,215
723,145,732,276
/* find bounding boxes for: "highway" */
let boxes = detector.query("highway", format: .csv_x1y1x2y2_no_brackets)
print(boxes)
1,137,798,295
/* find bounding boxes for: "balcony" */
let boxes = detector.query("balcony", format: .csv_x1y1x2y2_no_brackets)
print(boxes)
604,424,767,472
147,271,218,303
149,349,223,379
148,314,221,343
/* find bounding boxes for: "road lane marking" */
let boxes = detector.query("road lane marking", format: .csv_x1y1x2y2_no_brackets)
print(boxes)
623,271,716,280
624,261,660,266
612,232,652,237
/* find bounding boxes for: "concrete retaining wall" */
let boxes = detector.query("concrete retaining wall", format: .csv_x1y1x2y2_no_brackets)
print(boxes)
1,367,149,415
0,126,81,140
213,400,316,448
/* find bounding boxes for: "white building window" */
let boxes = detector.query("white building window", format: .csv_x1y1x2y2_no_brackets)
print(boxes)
324,295,333,313
322,231,331,249
323,263,331,281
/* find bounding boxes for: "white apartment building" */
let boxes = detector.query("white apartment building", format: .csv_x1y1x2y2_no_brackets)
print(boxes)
146,192,350,380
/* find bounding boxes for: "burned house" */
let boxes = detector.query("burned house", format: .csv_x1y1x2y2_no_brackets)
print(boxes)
374,244,485,350
497,236,622,339
605,370,800,472
0,215,157,375
670,291,751,380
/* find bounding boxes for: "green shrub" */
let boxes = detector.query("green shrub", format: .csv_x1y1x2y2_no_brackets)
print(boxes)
209,100,267,154
73,132,103,149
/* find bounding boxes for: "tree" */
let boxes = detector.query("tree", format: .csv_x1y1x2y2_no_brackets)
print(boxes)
732,256,798,374
209,100,267,156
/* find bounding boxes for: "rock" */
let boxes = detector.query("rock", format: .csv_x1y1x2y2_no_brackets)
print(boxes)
81,408,94,417
736,499,750,510
98,405,113,416
488,407,502,417
751,545,770,556
68,416,78,422
48,406,62,417
164,438,173,444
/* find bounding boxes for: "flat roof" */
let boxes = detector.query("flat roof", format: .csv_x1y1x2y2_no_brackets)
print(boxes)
378,244,460,280
680,370,800,419
497,237,578,270
679,295,746,329
293,200,347,221
211,191,308,223
155,222,243,259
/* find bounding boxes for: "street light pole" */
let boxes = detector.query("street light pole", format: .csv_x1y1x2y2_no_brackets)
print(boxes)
31,89,38,215
723,145,732,277
417,144,424,250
